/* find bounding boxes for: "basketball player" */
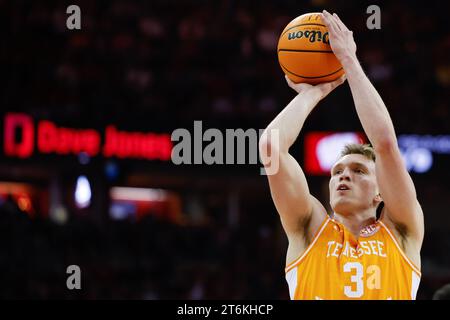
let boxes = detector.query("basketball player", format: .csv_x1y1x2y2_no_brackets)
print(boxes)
259,11,424,299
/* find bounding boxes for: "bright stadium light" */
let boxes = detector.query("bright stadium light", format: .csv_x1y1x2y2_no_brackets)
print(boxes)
110,187,167,201
401,148,433,174
304,132,366,175
316,132,362,171
75,175,91,208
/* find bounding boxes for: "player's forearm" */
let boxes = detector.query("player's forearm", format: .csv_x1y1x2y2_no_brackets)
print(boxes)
262,90,321,152
342,56,397,149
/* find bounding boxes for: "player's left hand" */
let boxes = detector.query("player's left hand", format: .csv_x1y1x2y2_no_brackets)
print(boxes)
321,10,357,64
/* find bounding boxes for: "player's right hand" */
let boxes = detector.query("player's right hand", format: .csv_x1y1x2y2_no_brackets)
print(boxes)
285,74,346,100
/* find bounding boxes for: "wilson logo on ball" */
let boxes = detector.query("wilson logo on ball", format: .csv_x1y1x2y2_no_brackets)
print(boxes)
287,30,330,44
277,12,344,84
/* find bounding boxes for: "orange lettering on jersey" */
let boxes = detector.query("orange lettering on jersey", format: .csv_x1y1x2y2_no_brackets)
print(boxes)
326,240,387,259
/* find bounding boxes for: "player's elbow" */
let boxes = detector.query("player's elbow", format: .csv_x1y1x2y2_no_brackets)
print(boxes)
259,133,278,162
260,128,289,158
374,135,398,155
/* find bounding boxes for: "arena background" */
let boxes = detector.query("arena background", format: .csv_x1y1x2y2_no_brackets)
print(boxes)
1,0,449,299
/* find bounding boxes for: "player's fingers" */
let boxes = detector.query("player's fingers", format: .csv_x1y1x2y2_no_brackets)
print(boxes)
285,74,292,85
323,10,341,31
322,11,340,36
285,75,296,89
322,74,346,92
333,13,349,31
285,75,310,92
321,14,333,35
336,74,346,85
331,75,346,88
321,11,332,29
319,82,334,94
330,16,342,34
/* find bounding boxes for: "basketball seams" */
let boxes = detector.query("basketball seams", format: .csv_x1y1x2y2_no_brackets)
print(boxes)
280,61,343,79
280,23,326,38
278,13,343,84
278,49,334,53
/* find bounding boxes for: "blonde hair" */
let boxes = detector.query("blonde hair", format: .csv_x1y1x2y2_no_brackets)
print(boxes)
340,143,376,161
340,143,382,219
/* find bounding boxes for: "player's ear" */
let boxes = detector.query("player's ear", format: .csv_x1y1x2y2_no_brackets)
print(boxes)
374,193,382,203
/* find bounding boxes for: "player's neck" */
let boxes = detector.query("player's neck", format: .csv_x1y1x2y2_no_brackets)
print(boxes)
333,209,377,239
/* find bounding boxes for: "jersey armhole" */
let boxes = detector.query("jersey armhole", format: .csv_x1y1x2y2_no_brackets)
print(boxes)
285,215,330,273
378,220,422,276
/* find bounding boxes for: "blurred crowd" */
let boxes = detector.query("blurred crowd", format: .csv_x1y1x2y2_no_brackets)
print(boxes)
0,196,288,299
1,193,450,300
1,0,450,300
2,0,449,132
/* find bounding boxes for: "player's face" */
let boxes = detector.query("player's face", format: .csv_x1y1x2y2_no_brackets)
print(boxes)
329,154,380,215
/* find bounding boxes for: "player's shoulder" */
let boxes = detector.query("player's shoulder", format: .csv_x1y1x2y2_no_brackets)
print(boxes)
379,204,423,244
378,208,422,269
285,197,328,245
305,196,331,243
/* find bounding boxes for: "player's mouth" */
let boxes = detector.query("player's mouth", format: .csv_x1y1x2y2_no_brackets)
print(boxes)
336,183,350,192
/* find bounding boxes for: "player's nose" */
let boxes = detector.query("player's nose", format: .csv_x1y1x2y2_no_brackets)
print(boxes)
339,168,351,181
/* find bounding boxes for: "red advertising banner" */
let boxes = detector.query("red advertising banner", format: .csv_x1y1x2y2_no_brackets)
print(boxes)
304,132,366,175
3,113,172,161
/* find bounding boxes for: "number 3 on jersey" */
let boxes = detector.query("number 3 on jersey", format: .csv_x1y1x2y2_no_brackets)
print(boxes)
343,262,381,298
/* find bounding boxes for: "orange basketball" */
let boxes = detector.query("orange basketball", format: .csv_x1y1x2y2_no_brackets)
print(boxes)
277,12,345,84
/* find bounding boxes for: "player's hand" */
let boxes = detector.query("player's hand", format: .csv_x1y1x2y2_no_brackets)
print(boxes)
285,74,346,100
321,10,357,64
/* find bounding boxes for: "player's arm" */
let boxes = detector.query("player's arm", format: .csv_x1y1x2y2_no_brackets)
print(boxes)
259,75,345,237
322,11,424,247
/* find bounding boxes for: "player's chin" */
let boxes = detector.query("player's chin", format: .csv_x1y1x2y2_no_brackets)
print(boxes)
331,198,354,215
